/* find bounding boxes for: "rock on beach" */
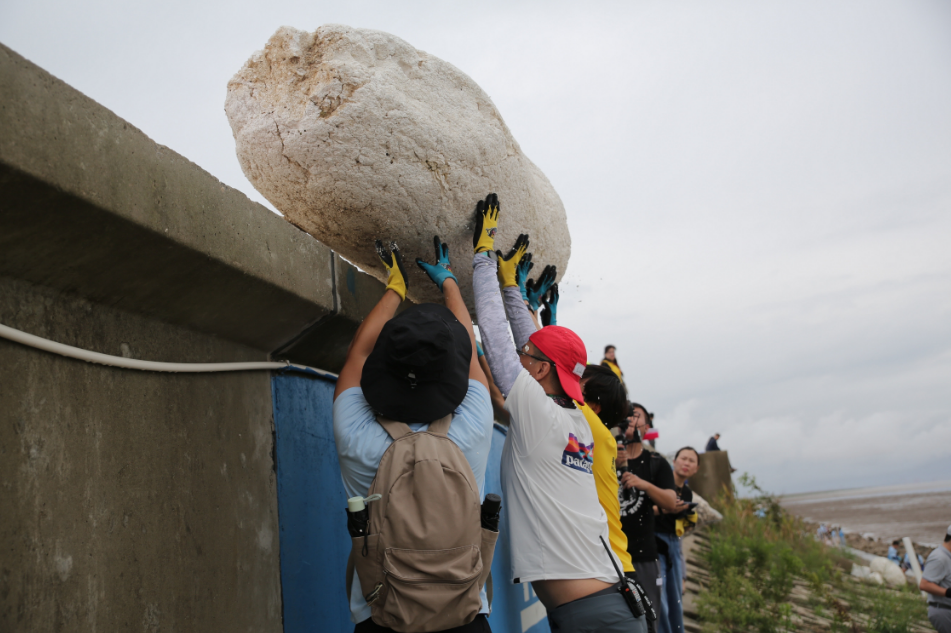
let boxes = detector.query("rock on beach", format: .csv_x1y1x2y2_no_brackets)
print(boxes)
869,556,907,587
225,24,571,307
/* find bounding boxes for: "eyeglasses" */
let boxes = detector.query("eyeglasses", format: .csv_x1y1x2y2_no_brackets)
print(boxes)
518,344,555,366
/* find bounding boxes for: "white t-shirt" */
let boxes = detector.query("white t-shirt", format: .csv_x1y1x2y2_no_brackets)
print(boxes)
501,369,621,584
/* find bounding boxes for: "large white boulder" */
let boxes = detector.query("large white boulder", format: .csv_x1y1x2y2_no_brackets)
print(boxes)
869,556,906,586
225,25,570,308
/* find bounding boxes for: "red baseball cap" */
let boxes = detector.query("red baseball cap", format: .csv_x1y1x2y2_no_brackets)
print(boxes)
528,326,588,404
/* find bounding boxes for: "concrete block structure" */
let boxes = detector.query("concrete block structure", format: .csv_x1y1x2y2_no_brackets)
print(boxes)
0,42,390,632
689,450,735,507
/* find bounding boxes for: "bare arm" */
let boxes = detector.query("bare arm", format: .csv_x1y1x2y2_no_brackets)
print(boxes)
620,473,682,512
442,278,488,391
643,481,681,511
529,308,543,331
334,289,402,400
920,578,950,598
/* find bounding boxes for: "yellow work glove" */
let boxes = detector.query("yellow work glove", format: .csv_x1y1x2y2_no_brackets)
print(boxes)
472,193,500,254
675,512,699,537
375,240,408,301
496,234,530,288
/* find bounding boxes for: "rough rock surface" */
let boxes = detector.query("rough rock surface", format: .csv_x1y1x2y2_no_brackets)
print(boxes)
225,25,570,308
691,492,723,529
869,556,907,586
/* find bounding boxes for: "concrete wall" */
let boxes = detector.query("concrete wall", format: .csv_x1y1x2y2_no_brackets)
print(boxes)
690,451,735,507
0,276,284,631
0,42,387,631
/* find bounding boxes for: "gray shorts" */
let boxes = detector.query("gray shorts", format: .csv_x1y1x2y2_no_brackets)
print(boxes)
929,605,951,633
547,588,647,633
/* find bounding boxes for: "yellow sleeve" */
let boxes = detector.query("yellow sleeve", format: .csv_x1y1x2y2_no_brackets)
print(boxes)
578,403,634,572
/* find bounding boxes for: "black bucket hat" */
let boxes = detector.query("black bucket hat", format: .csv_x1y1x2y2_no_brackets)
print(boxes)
362,303,472,424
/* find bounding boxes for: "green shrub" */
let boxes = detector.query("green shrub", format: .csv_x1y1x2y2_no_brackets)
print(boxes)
696,474,928,633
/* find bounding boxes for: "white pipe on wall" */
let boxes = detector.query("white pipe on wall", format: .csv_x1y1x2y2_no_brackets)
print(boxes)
0,322,337,379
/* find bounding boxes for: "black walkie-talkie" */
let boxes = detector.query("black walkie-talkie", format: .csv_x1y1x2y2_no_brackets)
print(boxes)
599,536,645,618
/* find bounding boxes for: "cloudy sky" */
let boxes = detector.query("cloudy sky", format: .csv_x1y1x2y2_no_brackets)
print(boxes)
3,0,949,494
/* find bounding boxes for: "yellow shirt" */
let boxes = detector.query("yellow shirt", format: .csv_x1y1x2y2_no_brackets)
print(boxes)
578,402,634,572
601,359,624,383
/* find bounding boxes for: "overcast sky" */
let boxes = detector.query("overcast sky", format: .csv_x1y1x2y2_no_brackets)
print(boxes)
3,0,950,495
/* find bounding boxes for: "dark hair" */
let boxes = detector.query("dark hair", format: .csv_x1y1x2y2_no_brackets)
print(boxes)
944,534,950,543
675,446,700,463
582,364,628,428
892,539,901,546
605,345,616,354
629,402,649,420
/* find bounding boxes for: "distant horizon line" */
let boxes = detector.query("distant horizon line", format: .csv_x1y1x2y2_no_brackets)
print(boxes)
778,479,951,503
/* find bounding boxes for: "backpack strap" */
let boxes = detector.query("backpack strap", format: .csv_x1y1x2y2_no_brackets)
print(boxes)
375,414,452,439
427,414,452,437
376,415,413,440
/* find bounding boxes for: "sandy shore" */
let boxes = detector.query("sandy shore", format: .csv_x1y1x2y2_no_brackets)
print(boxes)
780,486,951,549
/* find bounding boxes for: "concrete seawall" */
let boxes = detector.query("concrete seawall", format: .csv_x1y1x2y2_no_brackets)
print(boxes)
0,42,388,631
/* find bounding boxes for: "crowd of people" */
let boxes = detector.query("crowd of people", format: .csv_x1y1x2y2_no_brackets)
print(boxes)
816,523,848,548
331,193,702,633
814,525,951,633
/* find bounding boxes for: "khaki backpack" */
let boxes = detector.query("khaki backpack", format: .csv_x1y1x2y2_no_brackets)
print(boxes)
347,414,498,633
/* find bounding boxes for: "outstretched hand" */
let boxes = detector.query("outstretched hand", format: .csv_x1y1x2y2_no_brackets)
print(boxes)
415,235,458,291
472,193,500,254
375,240,408,301
515,253,534,302
541,283,559,327
496,234,530,288
526,264,557,311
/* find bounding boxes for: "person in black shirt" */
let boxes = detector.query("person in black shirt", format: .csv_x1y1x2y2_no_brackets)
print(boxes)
654,447,700,633
705,434,720,452
618,403,688,627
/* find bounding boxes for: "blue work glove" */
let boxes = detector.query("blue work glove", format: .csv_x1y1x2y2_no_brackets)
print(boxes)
541,283,559,327
515,253,534,302
526,264,557,312
415,235,457,290
476,340,485,357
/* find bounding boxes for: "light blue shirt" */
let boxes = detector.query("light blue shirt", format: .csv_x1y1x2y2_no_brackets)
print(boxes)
332,380,494,623
887,546,901,563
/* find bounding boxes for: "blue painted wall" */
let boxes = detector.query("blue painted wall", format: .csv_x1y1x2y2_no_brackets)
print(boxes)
271,373,551,633
272,371,352,632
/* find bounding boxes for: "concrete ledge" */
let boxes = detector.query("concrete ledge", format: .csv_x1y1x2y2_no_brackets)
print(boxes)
691,450,735,506
0,42,388,368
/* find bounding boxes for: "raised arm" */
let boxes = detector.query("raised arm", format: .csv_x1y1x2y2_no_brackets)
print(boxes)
415,235,488,391
470,194,527,397
334,241,406,400
496,243,538,352
473,251,522,397
502,286,538,347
